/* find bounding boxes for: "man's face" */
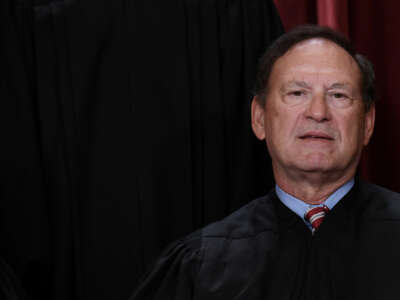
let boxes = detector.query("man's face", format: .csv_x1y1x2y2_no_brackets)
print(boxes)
252,38,375,181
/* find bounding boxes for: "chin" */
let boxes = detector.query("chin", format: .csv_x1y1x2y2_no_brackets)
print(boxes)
293,154,333,172
296,164,332,173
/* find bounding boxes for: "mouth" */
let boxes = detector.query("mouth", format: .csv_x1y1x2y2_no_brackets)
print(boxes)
299,132,334,141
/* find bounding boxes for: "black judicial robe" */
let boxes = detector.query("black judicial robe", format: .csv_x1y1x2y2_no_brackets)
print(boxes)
131,179,400,300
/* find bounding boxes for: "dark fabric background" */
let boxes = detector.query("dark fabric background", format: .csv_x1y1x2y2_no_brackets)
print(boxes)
274,0,400,193
2,0,283,299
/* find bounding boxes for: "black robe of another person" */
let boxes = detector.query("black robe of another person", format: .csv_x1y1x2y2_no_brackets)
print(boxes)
0,257,27,300
130,179,400,300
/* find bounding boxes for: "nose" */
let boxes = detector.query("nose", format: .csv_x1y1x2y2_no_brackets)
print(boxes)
305,93,331,122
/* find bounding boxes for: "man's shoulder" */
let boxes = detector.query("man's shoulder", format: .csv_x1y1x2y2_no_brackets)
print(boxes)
358,179,400,219
199,190,278,241
175,190,278,259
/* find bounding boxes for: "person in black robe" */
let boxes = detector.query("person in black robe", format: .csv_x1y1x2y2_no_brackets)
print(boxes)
130,25,400,300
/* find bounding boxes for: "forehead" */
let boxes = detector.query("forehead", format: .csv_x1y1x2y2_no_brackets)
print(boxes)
269,38,361,88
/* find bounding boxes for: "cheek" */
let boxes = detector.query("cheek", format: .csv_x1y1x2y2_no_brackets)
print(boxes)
337,115,365,149
266,108,298,145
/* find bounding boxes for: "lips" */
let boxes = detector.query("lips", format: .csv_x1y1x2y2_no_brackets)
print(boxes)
299,131,334,140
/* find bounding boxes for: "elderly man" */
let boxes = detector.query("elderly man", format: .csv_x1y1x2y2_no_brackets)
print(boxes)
131,25,400,300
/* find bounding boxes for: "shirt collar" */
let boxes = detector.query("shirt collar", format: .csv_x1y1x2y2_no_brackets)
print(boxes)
275,178,355,228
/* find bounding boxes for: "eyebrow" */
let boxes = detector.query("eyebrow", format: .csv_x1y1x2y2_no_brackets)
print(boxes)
280,81,311,91
281,81,353,91
326,83,352,89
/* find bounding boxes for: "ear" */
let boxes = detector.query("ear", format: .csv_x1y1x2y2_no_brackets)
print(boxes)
363,104,375,146
251,96,266,140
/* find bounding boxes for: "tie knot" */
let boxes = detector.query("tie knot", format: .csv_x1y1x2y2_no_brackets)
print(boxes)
304,205,329,233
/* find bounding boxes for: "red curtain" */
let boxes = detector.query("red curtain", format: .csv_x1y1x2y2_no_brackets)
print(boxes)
274,0,400,192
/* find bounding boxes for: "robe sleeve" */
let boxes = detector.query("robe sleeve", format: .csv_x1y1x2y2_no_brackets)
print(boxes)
130,237,203,300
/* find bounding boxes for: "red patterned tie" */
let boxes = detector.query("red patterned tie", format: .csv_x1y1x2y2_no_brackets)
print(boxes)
304,205,329,233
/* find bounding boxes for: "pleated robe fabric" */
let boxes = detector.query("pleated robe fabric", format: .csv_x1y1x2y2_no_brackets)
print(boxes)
0,258,27,300
131,179,400,300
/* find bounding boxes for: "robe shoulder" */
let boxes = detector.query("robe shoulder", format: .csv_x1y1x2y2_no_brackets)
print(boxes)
358,179,400,220
130,191,278,300
201,191,277,239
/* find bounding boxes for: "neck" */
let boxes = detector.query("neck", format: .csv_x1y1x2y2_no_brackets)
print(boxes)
274,170,355,205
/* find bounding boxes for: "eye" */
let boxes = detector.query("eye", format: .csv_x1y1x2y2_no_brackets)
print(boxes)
328,91,353,108
289,90,304,97
282,89,309,105
332,92,348,99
